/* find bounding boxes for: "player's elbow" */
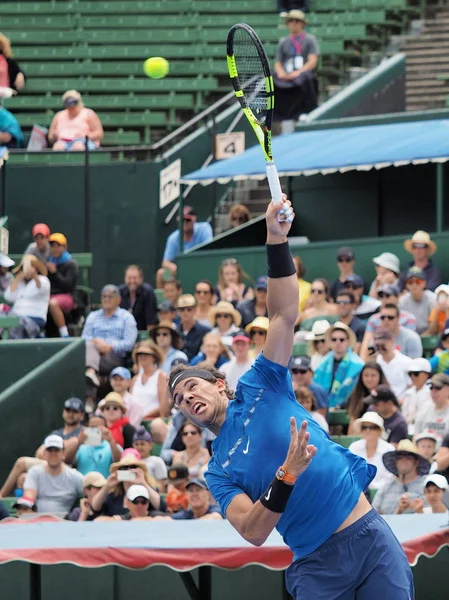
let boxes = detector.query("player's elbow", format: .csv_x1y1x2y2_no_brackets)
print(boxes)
240,528,269,547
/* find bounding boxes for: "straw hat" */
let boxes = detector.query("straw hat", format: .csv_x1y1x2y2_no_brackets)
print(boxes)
132,340,165,365
110,452,148,474
325,321,357,349
208,300,242,327
98,392,126,412
245,316,269,333
305,319,331,341
353,411,385,434
285,9,307,24
12,254,47,276
404,231,437,256
83,471,107,488
382,439,431,476
150,321,184,350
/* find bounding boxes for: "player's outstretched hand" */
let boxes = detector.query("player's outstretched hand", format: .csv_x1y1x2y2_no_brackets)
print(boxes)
266,193,295,240
283,418,317,480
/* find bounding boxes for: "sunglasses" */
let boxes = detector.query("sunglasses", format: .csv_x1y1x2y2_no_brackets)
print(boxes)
64,408,81,414
182,430,199,437
311,289,324,295
331,337,347,343
251,330,266,336
216,313,232,318
85,485,100,491
291,368,308,375
337,257,353,263
336,299,352,305
378,292,393,299
118,465,134,471
412,243,428,249
380,315,396,321
375,343,387,351
132,498,149,505
315,338,326,344
178,306,194,312
156,331,170,337
429,384,444,391
408,371,424,377
103,405,120,411
344,283,359,290
361,425,379,431
195,289,211,295
407,278,425,285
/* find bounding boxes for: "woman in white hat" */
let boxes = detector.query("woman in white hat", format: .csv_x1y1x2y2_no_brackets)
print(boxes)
349,412,395,490
305,319,331,371
368,252,400,299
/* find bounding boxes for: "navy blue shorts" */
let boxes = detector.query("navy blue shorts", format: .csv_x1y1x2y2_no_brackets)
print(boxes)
285,509,414,600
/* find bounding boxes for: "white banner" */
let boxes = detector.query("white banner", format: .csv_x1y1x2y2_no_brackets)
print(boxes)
215,132,245,160
0,227,9,255
159,159,181,209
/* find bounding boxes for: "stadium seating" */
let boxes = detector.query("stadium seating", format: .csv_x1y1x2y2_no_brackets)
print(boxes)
2,0,420,145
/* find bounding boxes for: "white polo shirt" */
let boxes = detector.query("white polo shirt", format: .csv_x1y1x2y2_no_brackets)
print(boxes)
376,350,412,399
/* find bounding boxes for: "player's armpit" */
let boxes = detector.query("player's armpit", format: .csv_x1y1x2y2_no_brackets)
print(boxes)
226,493,281,547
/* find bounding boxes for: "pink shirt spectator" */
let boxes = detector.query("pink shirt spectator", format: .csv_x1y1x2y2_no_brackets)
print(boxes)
366,309,417,334
52,107,99,143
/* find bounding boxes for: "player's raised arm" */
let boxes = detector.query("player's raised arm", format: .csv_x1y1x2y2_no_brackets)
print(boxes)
263,194,298,367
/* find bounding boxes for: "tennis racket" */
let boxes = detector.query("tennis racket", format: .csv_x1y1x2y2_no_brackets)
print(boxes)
227,23,292,221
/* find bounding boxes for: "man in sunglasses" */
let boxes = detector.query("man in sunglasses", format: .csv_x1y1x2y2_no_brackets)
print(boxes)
177,294,210,361
414,374,449,449
289,356,328,416
399,267,436,335
121,485,165,520
343,274,380,323
399,230,442,292
375,304,422,359
330,247,362,301
374,329,412,399
335,290,365,353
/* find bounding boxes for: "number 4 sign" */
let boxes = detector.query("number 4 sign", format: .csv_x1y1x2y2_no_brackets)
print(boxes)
215,132,245,160
159,159,181,209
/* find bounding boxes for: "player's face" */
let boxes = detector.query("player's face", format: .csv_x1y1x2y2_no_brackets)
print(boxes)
173,377,228,429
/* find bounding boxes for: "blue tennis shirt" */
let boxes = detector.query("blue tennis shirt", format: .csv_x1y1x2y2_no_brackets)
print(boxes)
206,353,375,561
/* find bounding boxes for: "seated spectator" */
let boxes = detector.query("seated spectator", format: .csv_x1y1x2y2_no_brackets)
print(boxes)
429,328,449,374
300,278,337,327
330,247,361,301
365,385,408,446
132,427,168,491
236,276,268,328
46,232,78,338
433,432,449,481
208,300,241,346
415,432,438,464
160,409,215,466
0,101,23,148
130,341,166,419
313,322,364,409
177,294,211,361
91,453,164,517
399,231,442,292
221,330,254,392
98,392,136,449
427,284,449,336
165,464,190,514
83,284,137,388
0,34,25,91
194,280,216,327
335,290,366,353
305,319,331,371
414,374,449,448
344,275,380,323
66,471,106,522
118,484,167,520
3,255,50,339
119,265,158,333
162,279,182,307
402,358,432,434
74,413,121,478
157,206,213,288
416,475,448,514
13,496,37,519
359,284,417,362
374,330,411,399
150,321,188,372
158,300,180,329
0,253,14,293
245,316,269,359
109,366,145,428
23,435,84,514
293,255,311,313
172,422,211,478
170,478,223,520
273,10,318,119
24,223,51,264
368,252,400,299
48,90,103,151
346,362,388,434
216,258,254,305
294,386,328,432
349,412,395,490
376,304,422,359
289,356,328,415
399,267,436,334
372,439,430,514
228,204,252,228
190,331,231,369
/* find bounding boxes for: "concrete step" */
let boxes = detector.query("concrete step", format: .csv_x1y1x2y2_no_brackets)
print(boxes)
412,33,449,42
406,79,449,88
406,91,449,101
407,70,449,80
407,101,446,111
407,56,449,65
405,47,449,55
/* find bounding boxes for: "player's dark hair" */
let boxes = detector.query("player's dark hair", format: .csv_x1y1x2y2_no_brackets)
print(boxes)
382,303,399,316
336,290,356,304
168,364,235,401
346,361,387,421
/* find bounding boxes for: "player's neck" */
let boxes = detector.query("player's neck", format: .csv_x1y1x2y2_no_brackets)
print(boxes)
208,405,227,436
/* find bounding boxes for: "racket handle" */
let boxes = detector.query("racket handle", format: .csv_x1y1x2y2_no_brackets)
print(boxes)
266,162,283,206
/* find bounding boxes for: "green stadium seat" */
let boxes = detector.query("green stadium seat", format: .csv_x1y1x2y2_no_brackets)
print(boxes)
103,130,140,145
7,93,195,110
82,29,202,44
1,3,76,14
6,152,112,165
77,1,192,14
292,343,308,357
327,410,350,427
331,435,361,448
79,15,199,28
0,16,77,29
25,77,218,94
0,497,16,517
421,335,440,359
3,30,80,44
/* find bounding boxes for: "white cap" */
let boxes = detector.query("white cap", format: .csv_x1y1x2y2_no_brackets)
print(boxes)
0,254,15,268
372,252,400,275
424,474,448,490
126,484,150,502
354,411,385,433
408,358,431,374
435,284,449,297
415,432,439,444
44,434,64,450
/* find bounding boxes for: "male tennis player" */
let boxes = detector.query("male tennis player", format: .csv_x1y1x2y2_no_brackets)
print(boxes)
169,196,414,599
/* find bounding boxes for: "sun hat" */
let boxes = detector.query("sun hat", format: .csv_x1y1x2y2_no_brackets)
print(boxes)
245,316,269,333
83,472,107,488
305,319,331,341
126,484,150,502
0,253,14,269
325,321,357,349
285,9,307,24
12,254,47,276
382,439,431,476
132,340,165,366
98,392,127,411
208,300,242,327
372,252,400,275
177,294,196,309
354,411,385,433
110,452,148,474
150,321,184,350
424,474,448,490
404,231,437,256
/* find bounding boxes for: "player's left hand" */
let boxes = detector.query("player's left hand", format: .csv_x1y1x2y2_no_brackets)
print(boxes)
283,418,317,481
266,193,294,240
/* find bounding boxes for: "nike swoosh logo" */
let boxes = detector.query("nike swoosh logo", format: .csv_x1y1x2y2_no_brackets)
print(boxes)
243,437,250,454
265,487,272,501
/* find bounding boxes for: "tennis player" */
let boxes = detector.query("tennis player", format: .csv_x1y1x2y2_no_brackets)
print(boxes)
169,196,414,599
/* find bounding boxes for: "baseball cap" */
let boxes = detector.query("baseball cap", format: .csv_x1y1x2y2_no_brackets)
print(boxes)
110,366,131,380
415,432,439,444
158,300,177,312
377,283,400,297
49,233,67,247
337,246,355,260
373,329,393,341
405,266,425,281
133,426,153,443
424,474,448,490
13,496,37,511
231,330,251,344
32,223,50,237
183,206,197,220
177,294,196,308
289,356,311,372
44,434,64,450
126,484,150,502
64,397,85,412
255,275,268,290
167,464,189,483
365,384,398,406
0,254,14,269
186,478,208,491
344,274,364,288
83,472,107,488
408,358,431,374
429,373,449,388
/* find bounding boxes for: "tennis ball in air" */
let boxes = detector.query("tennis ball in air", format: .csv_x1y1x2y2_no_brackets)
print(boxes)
143,57,169,79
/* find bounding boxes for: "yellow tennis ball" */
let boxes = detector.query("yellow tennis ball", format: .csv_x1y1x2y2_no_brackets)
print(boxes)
143,57,169,79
